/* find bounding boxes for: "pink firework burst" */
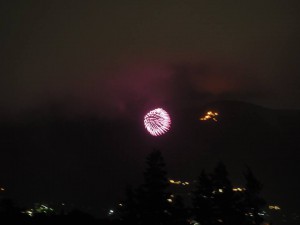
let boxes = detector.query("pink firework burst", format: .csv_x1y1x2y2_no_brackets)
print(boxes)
144,108,171,136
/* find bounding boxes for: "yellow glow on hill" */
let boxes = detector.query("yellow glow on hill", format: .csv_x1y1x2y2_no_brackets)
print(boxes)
200,111,219,122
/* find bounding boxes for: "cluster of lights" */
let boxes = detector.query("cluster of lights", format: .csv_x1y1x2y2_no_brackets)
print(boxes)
23,203,54,217
167,194,175,203
258,212,266,216
107,203,124,217
245,212,254,217
199,111,219,122
169,179,190,186
212,188,224,194
35,204,54,214
23,209,34,216
24,210,34,217
245,211,266,217
212,187,245,194
232,187,246,192
269,205,281,210
108,209,114,216
188,219,200,225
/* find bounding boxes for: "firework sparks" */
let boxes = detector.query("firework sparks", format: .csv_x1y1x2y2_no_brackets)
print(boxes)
144,108,171,136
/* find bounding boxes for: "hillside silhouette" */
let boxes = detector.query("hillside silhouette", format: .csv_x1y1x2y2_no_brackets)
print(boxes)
0,100,299,217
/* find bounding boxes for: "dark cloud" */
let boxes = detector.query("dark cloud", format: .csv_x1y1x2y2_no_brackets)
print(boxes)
1,0,300,115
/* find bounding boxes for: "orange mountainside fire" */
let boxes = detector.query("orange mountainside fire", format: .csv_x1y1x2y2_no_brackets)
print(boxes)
200,111,219,122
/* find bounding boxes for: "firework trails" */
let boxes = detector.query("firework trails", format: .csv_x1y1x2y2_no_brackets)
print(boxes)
144,108,171,136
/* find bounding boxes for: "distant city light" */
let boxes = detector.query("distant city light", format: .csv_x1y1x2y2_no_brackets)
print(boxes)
22,203,54,217
24,210,34,217
169,179,181,184
167,198,173,203
188,219,200,225
269,205,281,210
0,187,4,191
169,179,190,186
108,209,114,216
232,187,246,192
200,111,219,122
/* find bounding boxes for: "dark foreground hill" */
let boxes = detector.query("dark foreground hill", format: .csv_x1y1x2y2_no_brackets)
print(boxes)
195,101,300,213
0,100,299,217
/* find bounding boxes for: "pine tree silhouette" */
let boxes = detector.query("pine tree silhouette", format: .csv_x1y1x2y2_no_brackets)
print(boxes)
120,155,266,225
120,185,139,224
192,170,214,225
210,162,243,225
242,167,266,225
120,150,171,225
169,195,189,225
210,162,229,224
137,150,170,225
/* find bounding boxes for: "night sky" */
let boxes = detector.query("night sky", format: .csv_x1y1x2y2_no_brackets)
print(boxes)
1,0,300,217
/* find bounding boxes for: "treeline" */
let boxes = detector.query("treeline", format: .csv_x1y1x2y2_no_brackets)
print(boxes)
0,199,111,225
0,150,266,225
118,150,266,225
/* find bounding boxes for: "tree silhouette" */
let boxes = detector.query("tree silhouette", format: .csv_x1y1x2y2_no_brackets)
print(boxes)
210,162,242,225
192,163,261,225
242,167,266,225
120,150,171,225
192,170,214,225
119,185,138,224
137,150,170,225
169,195,189,225
0,198,19,216
120,154,267,225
